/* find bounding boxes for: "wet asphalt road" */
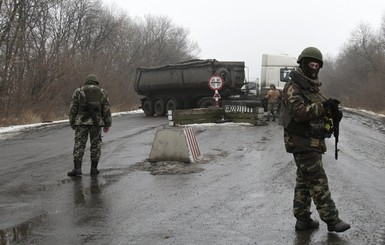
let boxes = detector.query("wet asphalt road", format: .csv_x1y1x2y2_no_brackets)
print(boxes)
1,110,385,245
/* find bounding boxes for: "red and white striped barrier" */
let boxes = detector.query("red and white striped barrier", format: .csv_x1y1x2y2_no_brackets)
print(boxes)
183,127,201,162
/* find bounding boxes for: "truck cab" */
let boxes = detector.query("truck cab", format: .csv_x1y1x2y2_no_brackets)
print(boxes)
259,54,298,112
259,54,298,95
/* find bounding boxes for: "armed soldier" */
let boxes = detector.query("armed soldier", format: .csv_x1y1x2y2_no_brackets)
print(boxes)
265,84,281,121
280,47,350,232
68,74,112,177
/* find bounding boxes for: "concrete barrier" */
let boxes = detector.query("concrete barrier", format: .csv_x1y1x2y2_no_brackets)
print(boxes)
224,106,266,126
168,107,266,126
168,108,224,126
149,127,201,163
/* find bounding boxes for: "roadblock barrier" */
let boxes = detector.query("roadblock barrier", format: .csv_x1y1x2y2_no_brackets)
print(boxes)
183,127,201,162
149,127,201,163
224,106,266,126
168,108,224,126
168,106,266,126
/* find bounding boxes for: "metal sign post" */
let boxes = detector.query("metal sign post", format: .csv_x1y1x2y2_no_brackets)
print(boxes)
213,89,221,107
208,75,224,107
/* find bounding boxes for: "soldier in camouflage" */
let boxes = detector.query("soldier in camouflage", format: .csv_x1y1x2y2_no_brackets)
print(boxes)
265,84,281,121
68,74,112,177
280,47,350,232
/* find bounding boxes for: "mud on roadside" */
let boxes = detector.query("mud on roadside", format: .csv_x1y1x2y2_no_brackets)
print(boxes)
132,161,203,175
131,150,228,175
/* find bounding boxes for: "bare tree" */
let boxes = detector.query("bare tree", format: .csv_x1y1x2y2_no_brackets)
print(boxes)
322,20,385,113
0,0,200,126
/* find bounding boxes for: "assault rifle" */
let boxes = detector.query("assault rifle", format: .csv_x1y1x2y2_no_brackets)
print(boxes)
330,106,342,160
333,114,340,160
322,98,342,160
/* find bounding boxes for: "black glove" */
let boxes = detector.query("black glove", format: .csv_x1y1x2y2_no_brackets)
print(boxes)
322,99,340,114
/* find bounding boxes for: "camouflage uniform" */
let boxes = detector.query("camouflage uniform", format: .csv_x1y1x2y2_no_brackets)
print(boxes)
265,85,281,121
68,74,112,176
281,68,340,224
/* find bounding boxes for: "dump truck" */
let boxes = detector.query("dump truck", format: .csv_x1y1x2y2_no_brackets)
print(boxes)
134,55,297,116
134,59,256,116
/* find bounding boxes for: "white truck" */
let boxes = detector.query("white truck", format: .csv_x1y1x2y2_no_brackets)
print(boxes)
259,54,298,96
257,54,298,113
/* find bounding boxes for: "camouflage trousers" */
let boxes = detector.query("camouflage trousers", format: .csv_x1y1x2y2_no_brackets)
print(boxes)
73,125,102,162
267,102,278,120
293,151,340,223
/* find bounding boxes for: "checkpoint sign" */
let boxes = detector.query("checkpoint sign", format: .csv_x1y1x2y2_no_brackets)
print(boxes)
208,75,224,91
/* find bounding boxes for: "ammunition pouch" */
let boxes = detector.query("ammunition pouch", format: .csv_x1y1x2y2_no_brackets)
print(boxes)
286,117,333,139
309,117,333,139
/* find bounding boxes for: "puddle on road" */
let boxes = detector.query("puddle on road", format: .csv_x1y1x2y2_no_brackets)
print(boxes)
0,213,46,244
1,150,226,244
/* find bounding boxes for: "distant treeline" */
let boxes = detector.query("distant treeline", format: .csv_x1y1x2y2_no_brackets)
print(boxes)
321,21,385,114
0,0,199,126
1,1,384,127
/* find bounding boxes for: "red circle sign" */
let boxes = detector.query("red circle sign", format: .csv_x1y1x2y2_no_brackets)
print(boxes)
208,75,224,91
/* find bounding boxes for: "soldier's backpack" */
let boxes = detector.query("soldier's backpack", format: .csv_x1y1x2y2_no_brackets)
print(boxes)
79,85,103,125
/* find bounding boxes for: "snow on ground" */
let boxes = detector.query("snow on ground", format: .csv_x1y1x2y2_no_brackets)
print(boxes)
0,108,383,135
0,110,143,135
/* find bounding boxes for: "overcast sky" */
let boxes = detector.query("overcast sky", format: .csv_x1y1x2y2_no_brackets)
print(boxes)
103,0,385,79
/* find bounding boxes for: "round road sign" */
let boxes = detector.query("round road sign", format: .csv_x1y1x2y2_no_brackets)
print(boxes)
208,75,224,91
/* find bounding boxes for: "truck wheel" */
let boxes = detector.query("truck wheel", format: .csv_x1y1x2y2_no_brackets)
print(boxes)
154,99,166,116
198,98,214,108
166,98,178,112
142,99,155,116
215,68,230,83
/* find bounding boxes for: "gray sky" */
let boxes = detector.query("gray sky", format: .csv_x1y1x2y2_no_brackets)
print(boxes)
103,0,385,79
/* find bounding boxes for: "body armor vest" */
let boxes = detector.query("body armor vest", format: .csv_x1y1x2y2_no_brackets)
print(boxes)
280,71,332,139
78,85,103,117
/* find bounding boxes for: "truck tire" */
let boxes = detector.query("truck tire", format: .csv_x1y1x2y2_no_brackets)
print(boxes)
215,68,230,83
166,98,178,112
154,99,166,116
198,97,214,108
142,99,155,116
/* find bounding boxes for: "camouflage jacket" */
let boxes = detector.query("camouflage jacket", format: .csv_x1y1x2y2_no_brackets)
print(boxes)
281,69,328,153
69,82,112,128
265,89,281,103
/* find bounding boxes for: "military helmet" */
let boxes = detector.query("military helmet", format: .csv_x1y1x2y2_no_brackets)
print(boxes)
85,74,99,85
297,47,323,67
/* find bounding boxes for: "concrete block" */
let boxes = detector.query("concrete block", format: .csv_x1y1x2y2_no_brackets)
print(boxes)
149,127,201,163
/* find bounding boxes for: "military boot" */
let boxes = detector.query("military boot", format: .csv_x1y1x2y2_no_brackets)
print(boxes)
295,218,320,231
90,160,100,175
67,160,82,177
327,220,351,232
